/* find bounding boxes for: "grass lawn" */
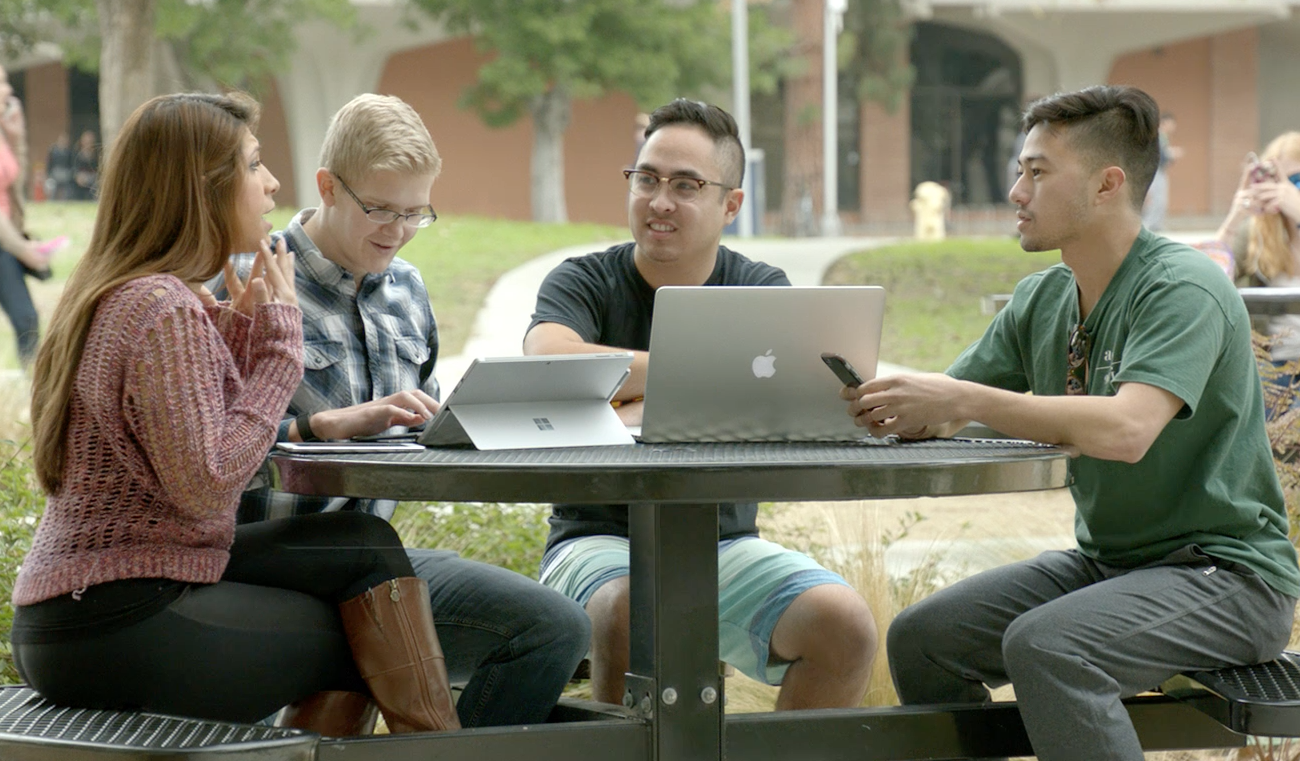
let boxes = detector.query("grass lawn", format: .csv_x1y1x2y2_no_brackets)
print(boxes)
823,238,1062,372
0,203,625,369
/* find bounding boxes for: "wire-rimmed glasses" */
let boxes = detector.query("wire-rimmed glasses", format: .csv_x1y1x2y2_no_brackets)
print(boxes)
334,174,437,228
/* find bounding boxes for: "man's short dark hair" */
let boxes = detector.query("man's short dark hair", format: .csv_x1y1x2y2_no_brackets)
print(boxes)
644,99,745,188
1022,86,1160,212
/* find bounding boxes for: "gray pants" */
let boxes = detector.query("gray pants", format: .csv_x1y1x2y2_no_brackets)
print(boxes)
887,548,1295,760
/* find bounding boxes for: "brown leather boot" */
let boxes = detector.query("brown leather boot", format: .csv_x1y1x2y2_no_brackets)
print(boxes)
277,691,378,736
338,577,462,733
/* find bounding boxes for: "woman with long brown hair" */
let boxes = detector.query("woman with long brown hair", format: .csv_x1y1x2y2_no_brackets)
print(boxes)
8,92,459,736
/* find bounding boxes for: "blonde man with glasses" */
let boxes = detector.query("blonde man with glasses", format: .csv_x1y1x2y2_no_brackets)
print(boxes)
843,86,1299,761
523,98,876,711
213,93,590,730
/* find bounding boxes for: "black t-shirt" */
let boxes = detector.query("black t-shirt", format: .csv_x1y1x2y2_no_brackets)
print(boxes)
531,242,790,551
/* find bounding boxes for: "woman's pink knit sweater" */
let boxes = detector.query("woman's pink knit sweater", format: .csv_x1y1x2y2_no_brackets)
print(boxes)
12,274,303,605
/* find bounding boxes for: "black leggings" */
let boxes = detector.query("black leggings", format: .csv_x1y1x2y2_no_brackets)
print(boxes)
13,512,414,723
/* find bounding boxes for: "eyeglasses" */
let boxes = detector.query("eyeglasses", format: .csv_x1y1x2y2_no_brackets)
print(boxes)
1290,172,1300,192
333,174,437,228
1066,323,1091,396
623,169,733,203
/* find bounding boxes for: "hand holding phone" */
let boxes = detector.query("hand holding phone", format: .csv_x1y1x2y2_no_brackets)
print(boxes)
821,352,864,387
1247,153,1281,185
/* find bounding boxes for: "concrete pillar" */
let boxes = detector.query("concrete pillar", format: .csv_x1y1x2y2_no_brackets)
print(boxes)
1053,47,1117,92
1208,28,1259,215
273,14,448,208
1259,15,1300,149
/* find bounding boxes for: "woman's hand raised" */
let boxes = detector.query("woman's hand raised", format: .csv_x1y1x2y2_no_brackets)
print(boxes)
225,237,298,318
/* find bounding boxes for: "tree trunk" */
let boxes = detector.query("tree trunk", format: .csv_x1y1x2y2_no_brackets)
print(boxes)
156,39,220,95
97,0,158,154
529,86,570,224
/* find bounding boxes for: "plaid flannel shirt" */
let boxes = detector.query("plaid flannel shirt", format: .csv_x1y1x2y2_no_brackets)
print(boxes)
211,208,440,522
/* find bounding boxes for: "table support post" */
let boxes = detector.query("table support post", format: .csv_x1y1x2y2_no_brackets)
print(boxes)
628,503,723,761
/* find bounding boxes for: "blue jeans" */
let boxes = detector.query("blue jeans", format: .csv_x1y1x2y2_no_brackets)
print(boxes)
407,549,590,727
0,247,39,367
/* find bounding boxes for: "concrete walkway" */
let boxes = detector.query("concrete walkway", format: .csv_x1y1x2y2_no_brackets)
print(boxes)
435,235,903,391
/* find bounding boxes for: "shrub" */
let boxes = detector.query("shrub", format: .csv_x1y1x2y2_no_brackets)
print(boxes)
391,502,551,579
0,440,42,685
1255,336,1300,543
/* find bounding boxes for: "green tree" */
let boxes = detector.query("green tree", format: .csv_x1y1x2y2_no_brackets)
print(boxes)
842,0,915,112
410,0,732,224
0,1,95,62
2,0,357,149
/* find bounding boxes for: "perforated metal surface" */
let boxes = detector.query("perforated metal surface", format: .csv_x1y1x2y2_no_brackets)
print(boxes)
0,686,311,752
301,438,1056,467
272,438,1070,504
1190,651,1300,704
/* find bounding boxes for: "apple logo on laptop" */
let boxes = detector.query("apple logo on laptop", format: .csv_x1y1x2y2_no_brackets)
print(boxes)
751,350,776,378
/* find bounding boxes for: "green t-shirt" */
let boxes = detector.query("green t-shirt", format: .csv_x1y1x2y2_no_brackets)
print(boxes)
949,228,1300,597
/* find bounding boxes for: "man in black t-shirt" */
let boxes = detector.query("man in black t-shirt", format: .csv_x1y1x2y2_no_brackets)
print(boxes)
523,99,876,710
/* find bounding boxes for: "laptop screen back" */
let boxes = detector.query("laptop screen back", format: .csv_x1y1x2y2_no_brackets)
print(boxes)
640,286,885,443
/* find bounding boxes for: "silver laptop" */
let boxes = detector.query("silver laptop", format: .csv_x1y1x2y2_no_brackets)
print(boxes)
418,353,635,449
640,286,886,443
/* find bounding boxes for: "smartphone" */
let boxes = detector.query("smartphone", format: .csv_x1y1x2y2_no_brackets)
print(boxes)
1247,153,1280,184
821,352,865,387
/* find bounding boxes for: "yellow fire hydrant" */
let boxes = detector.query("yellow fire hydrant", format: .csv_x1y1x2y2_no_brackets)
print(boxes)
909,181,950,241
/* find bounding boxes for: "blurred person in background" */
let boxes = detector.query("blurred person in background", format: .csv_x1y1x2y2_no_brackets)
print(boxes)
0,64,68,368
1195,132,1300,418
72,130,99,200
45,133,74,200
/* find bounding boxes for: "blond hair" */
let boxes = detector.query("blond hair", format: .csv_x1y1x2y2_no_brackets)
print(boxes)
30,92,260,494
1246,131,1300,281
319,94,441,182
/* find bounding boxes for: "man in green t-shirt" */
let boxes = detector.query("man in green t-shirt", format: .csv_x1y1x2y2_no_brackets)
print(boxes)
843,85,1300,760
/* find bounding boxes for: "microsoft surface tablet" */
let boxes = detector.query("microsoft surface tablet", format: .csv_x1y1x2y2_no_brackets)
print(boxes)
418,353,635,449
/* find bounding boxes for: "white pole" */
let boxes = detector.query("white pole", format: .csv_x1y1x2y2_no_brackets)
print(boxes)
822,0,845,237
732,0,754,237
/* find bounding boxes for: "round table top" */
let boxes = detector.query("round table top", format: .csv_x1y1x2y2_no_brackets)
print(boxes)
270,438,1070,504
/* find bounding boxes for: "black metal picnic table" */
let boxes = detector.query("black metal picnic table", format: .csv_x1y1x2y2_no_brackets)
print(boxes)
269,437,1079,761
6,436,1299,760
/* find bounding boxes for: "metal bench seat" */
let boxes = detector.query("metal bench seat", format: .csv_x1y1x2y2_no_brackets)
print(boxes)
1162,650,1300,737
3,653,1300,761
0,686,316,760
722,652,1300,761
